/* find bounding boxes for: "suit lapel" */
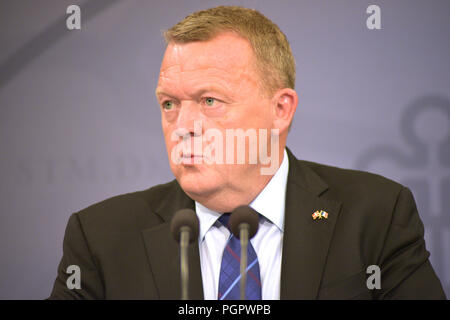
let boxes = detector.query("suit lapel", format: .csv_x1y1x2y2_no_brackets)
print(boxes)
141,182,204,299
280,149,342,299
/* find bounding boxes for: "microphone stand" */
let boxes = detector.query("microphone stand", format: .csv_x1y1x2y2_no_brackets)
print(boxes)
239,223,250,300
180,226,190,300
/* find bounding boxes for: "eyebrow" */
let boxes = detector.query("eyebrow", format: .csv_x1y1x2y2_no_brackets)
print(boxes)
155,85,232,101
155,89,176,99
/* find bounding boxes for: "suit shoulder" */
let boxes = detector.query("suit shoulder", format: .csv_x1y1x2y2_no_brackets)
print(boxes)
299,160,404,196
74,180,177,230
299,160,410,238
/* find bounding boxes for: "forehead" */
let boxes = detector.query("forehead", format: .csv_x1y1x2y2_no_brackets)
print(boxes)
158,33,258,86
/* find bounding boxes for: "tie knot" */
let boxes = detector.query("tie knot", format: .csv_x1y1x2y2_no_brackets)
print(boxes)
218,211,262,233
218,213,232,231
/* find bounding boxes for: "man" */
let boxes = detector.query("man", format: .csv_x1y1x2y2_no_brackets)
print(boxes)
49,6,446,299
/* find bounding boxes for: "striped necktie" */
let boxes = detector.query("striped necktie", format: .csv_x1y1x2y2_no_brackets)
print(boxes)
217,213,262,300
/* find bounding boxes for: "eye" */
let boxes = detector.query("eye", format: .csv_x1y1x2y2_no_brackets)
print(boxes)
204,97,215,107
162,101,174,110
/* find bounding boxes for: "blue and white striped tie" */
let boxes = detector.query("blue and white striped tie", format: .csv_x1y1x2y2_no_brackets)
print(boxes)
217,213,262,300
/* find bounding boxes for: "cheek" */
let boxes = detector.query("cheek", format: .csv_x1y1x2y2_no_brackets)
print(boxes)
162,125,176,153
227,105,272,129
161,109,179,125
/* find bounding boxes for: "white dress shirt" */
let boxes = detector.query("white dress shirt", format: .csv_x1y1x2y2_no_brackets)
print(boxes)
196,149,289,300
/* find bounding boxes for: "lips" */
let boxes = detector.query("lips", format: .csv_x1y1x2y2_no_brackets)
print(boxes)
181,154,203,165
182,154,203,158
171,139,210,165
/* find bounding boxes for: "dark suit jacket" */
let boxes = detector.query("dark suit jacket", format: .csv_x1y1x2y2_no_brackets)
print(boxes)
49,149,446,299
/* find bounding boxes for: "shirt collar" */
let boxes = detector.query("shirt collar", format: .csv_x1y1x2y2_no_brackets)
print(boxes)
248,148,288,232
196,149,289,241
196,201,221,242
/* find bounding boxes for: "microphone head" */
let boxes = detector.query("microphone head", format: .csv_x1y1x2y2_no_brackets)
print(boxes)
170,209,199,244
229,205,259,239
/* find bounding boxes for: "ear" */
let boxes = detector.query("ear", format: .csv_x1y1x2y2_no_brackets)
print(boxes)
272,88,298,134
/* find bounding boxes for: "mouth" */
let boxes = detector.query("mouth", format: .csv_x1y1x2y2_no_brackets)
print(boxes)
181,153,204,165
182,153,203,158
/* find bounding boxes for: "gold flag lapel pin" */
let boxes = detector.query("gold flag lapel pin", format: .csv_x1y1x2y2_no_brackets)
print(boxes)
312,210,329,220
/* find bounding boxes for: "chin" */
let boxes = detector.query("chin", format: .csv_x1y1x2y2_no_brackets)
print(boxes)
175,169,222,199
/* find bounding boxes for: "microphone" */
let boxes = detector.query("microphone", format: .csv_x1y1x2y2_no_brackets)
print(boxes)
170,208,199,300
229,205,259,300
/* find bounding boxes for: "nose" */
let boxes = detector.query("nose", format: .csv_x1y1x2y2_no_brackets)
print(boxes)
174,101,204,138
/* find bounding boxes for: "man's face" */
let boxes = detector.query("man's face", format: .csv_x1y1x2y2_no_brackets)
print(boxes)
156,32,276,202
